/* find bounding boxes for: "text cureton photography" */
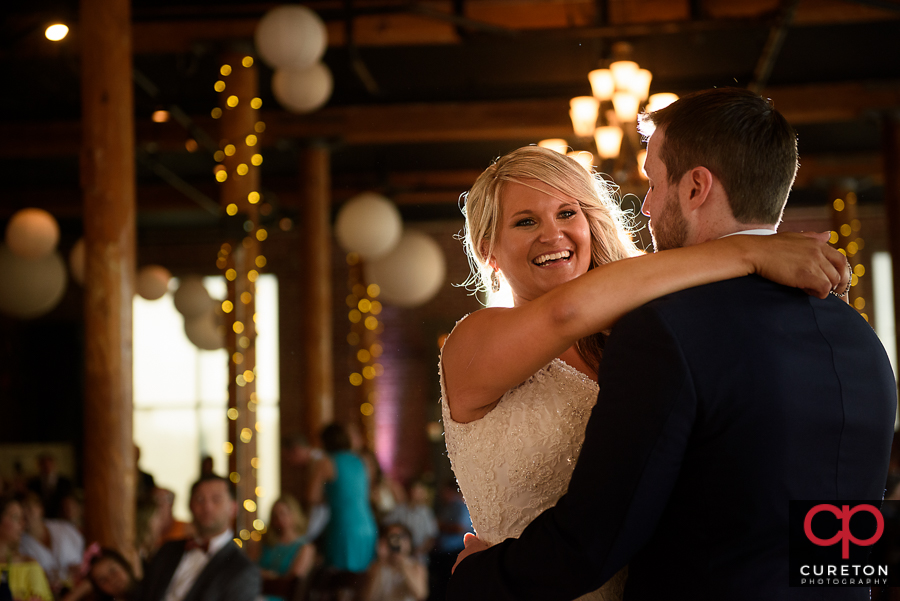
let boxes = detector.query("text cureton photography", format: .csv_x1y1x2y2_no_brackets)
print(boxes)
789,500,899,587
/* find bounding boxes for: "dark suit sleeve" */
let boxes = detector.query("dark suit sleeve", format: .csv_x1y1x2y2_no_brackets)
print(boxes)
447,303,697,601
137,541,185,601
222,559,261,601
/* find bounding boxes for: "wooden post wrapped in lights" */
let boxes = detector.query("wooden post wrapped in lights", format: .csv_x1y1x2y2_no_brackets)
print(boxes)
334,192,402,449
214,51,265,545
829,183,868,319
345,260,384,449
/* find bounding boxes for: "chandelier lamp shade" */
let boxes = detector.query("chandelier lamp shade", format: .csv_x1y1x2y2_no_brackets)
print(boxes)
646,93,680,113
537,138,569,154
567,151,595,171
569,96,601,138
588,69,615,101
612,91,641,122
594,126,625,160
637,149,649,180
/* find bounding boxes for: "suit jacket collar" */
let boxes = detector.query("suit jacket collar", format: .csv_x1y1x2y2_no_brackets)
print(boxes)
181,540,239,601
153,540,188,601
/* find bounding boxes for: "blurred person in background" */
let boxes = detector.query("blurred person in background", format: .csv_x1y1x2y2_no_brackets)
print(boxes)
27,454,74,520
382,483,436,563
138,474,260,601
60,547,141,601
362,524,427,601
18,491,84,594
309,424,377,574
135,499,164,570
88,548,140,601
248,495,315,580
427,482,471,601
152,489,193,545
0,494,53,601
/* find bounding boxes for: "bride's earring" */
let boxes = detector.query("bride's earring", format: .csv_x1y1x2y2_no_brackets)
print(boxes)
491,270,501,293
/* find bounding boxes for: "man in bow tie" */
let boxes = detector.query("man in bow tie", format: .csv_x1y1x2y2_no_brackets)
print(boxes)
139,475,260,601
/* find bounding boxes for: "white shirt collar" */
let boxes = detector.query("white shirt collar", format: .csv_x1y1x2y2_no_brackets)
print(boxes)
720,228,777,237
206,529,235,556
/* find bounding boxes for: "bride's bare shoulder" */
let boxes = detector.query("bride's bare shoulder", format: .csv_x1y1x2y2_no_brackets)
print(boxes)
441,307,508,366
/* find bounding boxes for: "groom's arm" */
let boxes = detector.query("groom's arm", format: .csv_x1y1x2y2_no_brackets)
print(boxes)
447,302,696,601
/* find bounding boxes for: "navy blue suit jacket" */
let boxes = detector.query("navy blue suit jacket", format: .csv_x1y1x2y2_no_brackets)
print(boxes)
448,276,896,600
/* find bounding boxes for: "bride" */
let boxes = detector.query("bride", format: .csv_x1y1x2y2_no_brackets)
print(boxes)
439,145,846,600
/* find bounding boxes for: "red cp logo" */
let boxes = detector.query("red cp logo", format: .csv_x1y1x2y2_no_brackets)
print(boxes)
803,504,884,559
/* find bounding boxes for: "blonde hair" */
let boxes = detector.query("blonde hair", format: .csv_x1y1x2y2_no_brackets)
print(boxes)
264,495,308,545
461,145,642,368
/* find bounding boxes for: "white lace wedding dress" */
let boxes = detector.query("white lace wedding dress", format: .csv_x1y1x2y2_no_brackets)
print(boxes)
441,357,627,601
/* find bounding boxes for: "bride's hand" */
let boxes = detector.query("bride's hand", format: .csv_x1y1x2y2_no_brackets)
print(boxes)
451,533,489,574
742,231,850,300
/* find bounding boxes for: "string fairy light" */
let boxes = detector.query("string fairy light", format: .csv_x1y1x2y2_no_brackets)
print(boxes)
215,54,268,540
345,254,384,447
831,190,868,321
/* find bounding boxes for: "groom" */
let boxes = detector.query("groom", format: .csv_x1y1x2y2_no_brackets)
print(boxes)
447,87,897,600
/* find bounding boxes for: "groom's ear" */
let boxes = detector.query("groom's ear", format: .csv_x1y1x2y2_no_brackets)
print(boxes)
682,166,714,211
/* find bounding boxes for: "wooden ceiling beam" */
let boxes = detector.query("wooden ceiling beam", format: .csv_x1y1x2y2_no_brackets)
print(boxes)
7,0,897,58
1,153,882,220
2,81,897,159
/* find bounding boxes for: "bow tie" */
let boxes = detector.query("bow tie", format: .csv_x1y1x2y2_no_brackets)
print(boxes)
184,539,209,553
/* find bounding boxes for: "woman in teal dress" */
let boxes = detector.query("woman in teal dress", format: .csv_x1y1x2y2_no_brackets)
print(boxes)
310,424,377,573
255,495,315,578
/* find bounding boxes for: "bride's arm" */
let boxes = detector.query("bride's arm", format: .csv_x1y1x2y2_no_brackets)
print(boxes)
442,232,846,423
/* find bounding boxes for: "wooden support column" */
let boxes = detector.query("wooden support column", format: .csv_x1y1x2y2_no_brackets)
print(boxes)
300,144,334,443
829,182,868,318
217,51,260,540
80,0,136,556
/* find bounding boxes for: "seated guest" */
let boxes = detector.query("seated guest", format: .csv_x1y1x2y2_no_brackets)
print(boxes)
27,454,75,520
88,548,139,601
0,495,53,601
152,489,193,544
136,499,164,569
60,547,140,601
138,474,260,601
362,524,427,601
134,447,156,506
18,492,84,594
251,496,315,580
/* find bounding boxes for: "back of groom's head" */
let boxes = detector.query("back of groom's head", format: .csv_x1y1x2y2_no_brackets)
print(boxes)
638,87,798,226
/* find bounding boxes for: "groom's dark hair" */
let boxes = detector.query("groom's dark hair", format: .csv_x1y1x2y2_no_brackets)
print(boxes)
638,87,797,225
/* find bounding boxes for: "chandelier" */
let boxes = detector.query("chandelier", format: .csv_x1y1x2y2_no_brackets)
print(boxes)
541,43,679,181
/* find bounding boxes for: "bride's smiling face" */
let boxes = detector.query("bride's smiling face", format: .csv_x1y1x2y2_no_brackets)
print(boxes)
489,179,592,305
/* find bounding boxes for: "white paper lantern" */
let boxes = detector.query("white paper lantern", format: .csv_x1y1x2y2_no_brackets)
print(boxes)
173,276,212,318
137,265,172,301
334,192,403,261
364,231,446,308
69,238,85,285
184,309,225,351
255,5,327,71
0,245,67,318
272,63,333,114
5,208,60,259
